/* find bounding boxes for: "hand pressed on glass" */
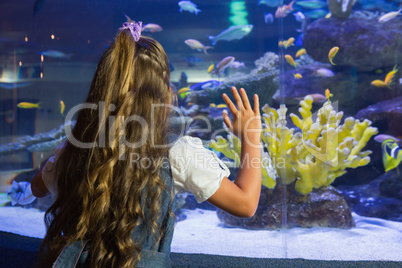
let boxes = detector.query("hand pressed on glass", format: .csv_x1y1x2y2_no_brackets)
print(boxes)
222,86,261,146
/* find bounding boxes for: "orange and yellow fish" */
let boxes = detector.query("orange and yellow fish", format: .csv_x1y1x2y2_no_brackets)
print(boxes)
328,46,339,65
60,100,65,115
325,89,333,102
216,104,228,108
207,64,215,73
384,65,398,85
295,48,306,58
284,37,295,49
17,102,40,109
371,66,398,88
371,80,390,88
285,54,297,68
293,73,302,79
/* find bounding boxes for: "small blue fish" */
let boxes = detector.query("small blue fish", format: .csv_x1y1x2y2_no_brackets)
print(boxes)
7,181,36,206
208,24,253,46
264,13,274,24
190,80,222,91
40,50,72,59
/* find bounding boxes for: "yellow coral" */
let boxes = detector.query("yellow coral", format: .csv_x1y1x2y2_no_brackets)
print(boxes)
209,95,378,195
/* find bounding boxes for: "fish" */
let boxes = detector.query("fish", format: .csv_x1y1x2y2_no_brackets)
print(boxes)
179,91,191,99
384,65,398,85
33,0,44,16
381,139,402,172
275,1,295,18
40,50,72,59
293,73,303,79
216,104,228,108
312,68,334,77
371,80,390,88
285,54,297,68
17,102,41,109
296,48,307,58
178,87,190,94
325,88,333,101
207,64,215,73
258,0,283,7
7,181,36,206
278,40,284,47
190,80,222,91
60,100,65,115
374,134,400,143
294,93,327,103
178,1,201,15
284,37,295,49
214,56,235,76
328,46,339,65
295,0,327,9
230,61,245,69
209,103,216,108
208,24,253,46
184,39,213,54
295,33,304,47
378,9,402,23
141,23,163,33
325,12,332,19
264,13,274,24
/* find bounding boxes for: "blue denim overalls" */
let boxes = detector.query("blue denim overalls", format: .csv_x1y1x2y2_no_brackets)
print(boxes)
52,158,176,268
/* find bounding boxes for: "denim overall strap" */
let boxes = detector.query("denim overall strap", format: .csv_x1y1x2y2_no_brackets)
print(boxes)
52,240,89,268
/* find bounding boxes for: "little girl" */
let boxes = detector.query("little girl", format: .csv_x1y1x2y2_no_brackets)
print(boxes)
32,21,261,268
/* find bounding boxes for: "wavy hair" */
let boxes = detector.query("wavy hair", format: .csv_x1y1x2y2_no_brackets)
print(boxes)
37,30,175,267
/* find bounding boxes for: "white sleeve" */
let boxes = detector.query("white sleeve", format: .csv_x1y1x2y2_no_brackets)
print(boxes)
168,136,230,203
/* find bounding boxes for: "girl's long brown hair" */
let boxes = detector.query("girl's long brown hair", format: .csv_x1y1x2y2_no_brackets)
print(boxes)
37,30,174,267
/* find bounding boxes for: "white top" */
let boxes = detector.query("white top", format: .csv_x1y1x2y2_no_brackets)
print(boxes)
42,136,230,203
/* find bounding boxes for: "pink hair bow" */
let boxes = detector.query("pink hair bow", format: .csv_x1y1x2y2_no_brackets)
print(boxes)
120,21,142,42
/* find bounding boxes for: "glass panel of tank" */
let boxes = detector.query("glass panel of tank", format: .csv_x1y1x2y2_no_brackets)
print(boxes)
0,0,401,262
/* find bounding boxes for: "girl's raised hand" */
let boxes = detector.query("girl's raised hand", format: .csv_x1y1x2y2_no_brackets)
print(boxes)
222,86,261,145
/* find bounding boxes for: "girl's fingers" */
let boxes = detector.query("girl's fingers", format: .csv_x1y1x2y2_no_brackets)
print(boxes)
253,94,260,115
222,93,238,115
222,112,233,131
231,86,244,110
239,88,251,110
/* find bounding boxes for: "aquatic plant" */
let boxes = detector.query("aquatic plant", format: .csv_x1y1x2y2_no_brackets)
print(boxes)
209,95,378,195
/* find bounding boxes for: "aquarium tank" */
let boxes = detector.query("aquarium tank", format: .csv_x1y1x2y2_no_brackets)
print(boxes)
0,0,401,262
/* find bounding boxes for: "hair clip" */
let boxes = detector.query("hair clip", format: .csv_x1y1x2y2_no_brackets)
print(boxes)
120,21,142,42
